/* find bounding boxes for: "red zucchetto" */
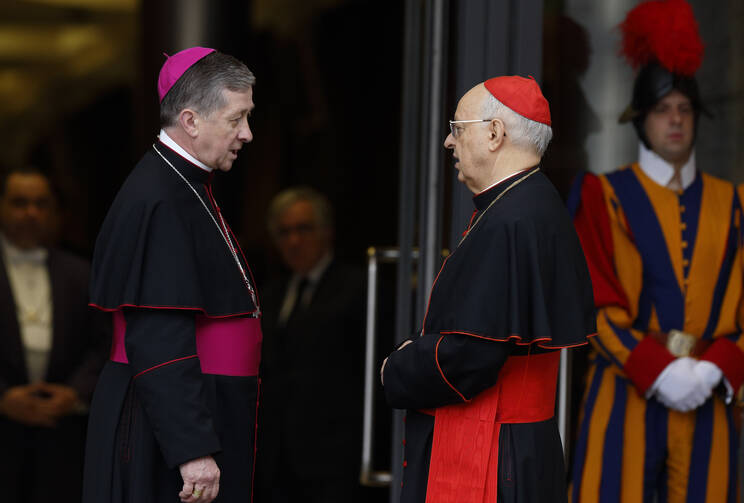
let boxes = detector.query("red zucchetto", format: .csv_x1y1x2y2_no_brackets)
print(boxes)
483,75,551,126
158,47,216,102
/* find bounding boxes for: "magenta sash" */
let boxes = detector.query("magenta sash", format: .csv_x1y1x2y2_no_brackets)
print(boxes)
110,310,262,376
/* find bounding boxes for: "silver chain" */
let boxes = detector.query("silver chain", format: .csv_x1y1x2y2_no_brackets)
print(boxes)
458,168,540,247
152,144,259,314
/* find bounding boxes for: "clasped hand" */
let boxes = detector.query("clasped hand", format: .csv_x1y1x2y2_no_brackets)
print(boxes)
380,339,414,385
0,382,79,427
653,357,722,412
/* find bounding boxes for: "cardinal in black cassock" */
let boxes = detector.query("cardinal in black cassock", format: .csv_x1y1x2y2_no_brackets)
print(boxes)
382,76,596,503
83,48,260,503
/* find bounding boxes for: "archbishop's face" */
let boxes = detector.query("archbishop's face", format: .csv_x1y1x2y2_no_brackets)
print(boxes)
196,87,255,172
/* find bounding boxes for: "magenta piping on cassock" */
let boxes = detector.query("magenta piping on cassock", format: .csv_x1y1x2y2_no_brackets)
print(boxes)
110,310,262,376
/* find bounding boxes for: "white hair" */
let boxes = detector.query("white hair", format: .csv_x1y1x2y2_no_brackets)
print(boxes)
481,92,553,157
266,186,333,240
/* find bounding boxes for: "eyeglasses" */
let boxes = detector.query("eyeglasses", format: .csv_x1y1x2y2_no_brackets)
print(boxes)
448,119,494,139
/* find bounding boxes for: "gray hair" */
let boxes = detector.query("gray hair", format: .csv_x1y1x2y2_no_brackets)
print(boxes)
160,51,256,128
481,92,553,157
267,187,334,239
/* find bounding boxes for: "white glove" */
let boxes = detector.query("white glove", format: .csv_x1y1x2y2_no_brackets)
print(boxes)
694,360,730,401
693,360,722,390
651,357,710,412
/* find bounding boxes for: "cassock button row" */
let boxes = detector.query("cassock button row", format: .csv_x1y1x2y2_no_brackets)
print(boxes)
681,241,688,249
683,259,690,266
403,460,408,467
681,222,687,230
680,205,686,213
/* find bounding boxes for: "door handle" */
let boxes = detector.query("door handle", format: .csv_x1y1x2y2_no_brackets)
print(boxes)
361,247,408,487
361,247,452,487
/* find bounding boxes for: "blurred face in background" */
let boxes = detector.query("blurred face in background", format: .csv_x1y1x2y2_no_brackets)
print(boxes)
0,173,56,250
274,200,332,276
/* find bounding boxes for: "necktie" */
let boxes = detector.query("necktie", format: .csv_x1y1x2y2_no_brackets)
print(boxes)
287,277,309,324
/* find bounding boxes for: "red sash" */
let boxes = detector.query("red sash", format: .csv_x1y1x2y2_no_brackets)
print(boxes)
422,351,559,503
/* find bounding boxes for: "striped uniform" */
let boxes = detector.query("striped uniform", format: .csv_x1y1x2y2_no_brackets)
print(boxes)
568,164,744,503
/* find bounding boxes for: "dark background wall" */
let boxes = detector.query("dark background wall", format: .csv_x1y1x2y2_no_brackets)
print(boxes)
2,0,404,290
6,0,742,278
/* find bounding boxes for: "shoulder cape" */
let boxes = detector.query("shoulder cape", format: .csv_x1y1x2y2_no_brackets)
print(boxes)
89,143,258,317
424,169,596,347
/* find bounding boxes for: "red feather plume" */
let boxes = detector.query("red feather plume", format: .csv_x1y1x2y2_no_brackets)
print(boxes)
619,0,704,76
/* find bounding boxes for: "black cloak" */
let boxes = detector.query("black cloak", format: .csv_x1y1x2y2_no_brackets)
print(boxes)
383,168,596,503
83,140,261,503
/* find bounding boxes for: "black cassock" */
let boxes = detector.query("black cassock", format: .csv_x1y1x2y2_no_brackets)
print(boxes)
83,140,262,503
383,168,596,503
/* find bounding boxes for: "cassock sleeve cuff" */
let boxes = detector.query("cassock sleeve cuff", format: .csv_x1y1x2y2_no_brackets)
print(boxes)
624,336,675,394
383,336,464,410
168,441,223,469
701,338,744,392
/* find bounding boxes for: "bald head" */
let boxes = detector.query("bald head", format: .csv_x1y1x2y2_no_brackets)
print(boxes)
443,81,550,193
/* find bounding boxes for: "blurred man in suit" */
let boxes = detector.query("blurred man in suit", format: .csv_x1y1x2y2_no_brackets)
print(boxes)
0,166,109,503
257,187,367,503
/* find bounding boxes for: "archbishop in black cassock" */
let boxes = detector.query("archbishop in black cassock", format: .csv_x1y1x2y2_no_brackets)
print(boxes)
382,76,596,503
83,48,260,503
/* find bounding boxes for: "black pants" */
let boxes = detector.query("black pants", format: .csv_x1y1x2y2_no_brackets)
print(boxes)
0,415,87,503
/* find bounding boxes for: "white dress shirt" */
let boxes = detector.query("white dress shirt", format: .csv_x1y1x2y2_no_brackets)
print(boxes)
638,143,696,191
1,234,53,383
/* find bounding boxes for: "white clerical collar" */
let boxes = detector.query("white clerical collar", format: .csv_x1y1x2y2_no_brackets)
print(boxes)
158,129,213,172
478,168,531,195
0,233,47,265
638,143,696,190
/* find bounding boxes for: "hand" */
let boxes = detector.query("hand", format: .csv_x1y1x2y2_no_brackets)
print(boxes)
34,382,80,418
0,384,57,427
653,357,709,412
179,455,220,503
380,340,414,385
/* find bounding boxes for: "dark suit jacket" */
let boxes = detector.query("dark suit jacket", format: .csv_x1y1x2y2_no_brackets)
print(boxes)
0,248,110,503
0,249,109,400
257,259,366,481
